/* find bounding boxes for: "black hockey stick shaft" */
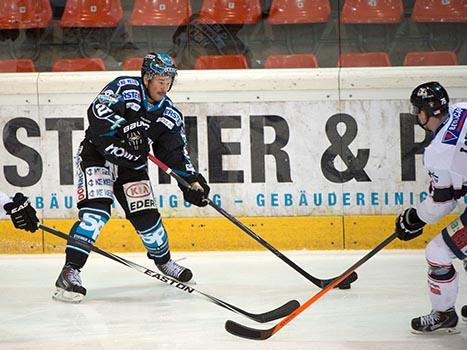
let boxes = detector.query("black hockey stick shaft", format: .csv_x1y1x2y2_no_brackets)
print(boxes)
225,232,399,340
148,153,357,289
39,224,299,323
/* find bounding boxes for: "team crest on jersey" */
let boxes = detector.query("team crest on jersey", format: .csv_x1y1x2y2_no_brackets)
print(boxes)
442,108,467,145
96,90,120,106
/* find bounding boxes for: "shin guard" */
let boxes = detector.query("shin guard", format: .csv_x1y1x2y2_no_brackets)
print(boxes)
65,207,110,268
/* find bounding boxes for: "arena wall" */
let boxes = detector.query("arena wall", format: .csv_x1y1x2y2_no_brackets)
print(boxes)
1,66,467,253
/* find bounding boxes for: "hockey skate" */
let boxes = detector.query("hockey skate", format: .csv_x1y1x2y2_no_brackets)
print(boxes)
52,264,87,303
462,305,467,322
411,308,459,334
156,259,193,283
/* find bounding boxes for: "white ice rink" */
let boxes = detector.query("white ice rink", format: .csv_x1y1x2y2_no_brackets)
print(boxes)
1,250,466,350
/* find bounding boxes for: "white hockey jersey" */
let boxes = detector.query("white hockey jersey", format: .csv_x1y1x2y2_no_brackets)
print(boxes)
417,102,467,224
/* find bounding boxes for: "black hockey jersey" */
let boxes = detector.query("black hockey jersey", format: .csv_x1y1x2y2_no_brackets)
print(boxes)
84,76,197,180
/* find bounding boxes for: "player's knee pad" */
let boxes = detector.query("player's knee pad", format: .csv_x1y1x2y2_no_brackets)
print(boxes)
428,262,456,282
425,233,454,265
67,207,110,256
128,211,170,264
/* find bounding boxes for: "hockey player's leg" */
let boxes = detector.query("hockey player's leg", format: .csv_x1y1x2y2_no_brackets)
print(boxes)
53,152,114,303
53,205,110,303
116,176,193,283
411,234,460,334
128,207,193,283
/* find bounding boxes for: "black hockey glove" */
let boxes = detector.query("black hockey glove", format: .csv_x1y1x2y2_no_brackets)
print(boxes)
180,174,210,207
119,126,149,157
101,123,149,169
395,208,426,241
3,193,39,233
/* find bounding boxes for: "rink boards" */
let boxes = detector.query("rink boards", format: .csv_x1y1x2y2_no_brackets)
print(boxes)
0,214,456,253
0,67,467,253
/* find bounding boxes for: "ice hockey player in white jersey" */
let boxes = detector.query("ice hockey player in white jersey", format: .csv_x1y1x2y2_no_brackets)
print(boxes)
1,192,39,231
395,81,467,334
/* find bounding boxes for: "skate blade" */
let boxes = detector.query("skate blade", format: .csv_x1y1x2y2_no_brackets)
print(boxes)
52,287,84,304
411,327,460,335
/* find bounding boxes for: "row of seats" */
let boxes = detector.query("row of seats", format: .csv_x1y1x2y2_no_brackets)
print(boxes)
0,50,458,72
0,0,466,30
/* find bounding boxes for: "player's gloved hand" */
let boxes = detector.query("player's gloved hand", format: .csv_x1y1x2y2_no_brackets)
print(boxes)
120,127,149,157
3,193,39,233
395,207,426,241
180,174,210,207
102,122,149,169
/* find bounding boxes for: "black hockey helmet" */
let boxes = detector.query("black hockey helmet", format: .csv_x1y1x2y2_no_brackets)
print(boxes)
410,81,449,118
141,52,177,90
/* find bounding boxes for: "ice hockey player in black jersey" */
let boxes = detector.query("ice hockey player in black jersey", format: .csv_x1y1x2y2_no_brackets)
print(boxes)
395,81,467,334
53,52,210,303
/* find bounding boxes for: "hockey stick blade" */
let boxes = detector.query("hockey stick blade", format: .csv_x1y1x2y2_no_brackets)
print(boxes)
226,320,274,340
218,299,300,323
39,224,298,323
320,271,358,289
147,153,358,290
225,232,398,340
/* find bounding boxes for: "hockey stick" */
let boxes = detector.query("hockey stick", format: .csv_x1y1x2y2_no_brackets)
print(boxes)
147,153,357,289
39,223,299,323
225,231,399,340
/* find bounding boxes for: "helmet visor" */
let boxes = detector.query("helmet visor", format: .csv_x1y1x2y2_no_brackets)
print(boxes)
149,61,177,77
409,104,421,116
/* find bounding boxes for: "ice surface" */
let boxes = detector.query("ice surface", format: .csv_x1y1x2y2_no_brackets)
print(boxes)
0,250,466,350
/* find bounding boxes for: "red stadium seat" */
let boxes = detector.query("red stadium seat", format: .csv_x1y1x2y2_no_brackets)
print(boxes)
338,52,392,67
51,58,106,72
194,54,248,69
122,57,144,70
0,0,52,29
198,0,262,24
129,0,192,26
0,59,36,72
264,54,319,68
403,51,458,66
60,0,123,28
341,0,404,24
267,0,331,24
412,0,467,23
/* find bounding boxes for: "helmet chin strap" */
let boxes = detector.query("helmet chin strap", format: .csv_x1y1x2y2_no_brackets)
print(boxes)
417,111,447,133
416,116,431,131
